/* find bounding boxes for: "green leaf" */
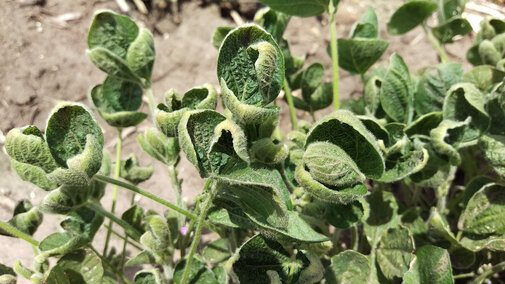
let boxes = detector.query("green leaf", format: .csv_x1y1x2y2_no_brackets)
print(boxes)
479,39,502,66
0,200,42,237
325,250,370,284
325,199,368,229
480,135,505,177
208,200,256,229
56,249,104,284
0,264,16,284
351,8,379,39
364,190,399,249
120,154,153,184
258,0,330,17
250,138,288,165
427,208,458,245
337,38,389,74
462,175,495,206
45,265,71,284
60,206,104,241
303,142,366,188
140,215,172,264
45,102,104,173
38,232,87,259
380,53,414,123
121,205,145,234
462,65,505,92
134,269,163,284
217,24,284,106
173,257,218,284
415,63,463,116
458,183,505,235
138,128,180,166
459,233,505,252
402,245,453,284
233,234,310,283
301,63,324,102
430,118,471,165
254,7,291,42
89,76,147,127
358,115,390,145
305,110,384,178
363,75,383,115
443,83,489,142
87,10,154,86
377,226,415,279
387,1,438,35
212,26,234,49
438,0,466,23
126,251,156,267
432,17,472,44
405,112,443,137
39,184,92,214
378,145,429,183
202,238,231,264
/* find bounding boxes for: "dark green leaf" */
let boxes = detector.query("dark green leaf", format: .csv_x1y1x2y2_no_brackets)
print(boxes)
377,226,415,279
403,245,453,284
325,251,370,284
173,258,218,284
254,7,291,42
351,8,379,38
387,1,438,35
258,0,330,17
202,238,231,264
325,199,368,229
212,26,234,49
480,135,505,178
56,249,104,284
337,38,389,74
432,17,472,44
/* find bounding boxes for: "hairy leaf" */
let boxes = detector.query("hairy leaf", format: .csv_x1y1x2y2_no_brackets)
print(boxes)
325,251,370,284
325,199,368,229
134,269,163,284
377,226,415,279
120,154,153,184
403,245,453,284
202,238,231,265
254,7,291,42
56,249,104,284
138,128,180,166
173,258,218,284
480,135,505,177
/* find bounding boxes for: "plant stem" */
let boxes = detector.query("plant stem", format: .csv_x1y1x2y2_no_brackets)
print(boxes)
470,261,505,284
103,128,123,255
120,194,136,270
93,174,217,232
90,246,132,284
180,201,200,258
168,165,186,227
181,180,217,284
328,3,340,110
454,272,475,279
0,221,39,246
350,226,359,251
145,88,156,114
88,202,142,241
283,79,298,130
103,224,143,250
422,23,450,63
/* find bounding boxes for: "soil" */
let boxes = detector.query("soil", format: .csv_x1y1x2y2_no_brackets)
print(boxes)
0,0,476,281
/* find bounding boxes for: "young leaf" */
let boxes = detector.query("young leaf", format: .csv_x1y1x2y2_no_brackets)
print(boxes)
87,10,154,87
258,0,331,17
140,214,172,263
138,128,180,166
461,65,505,92
89,76,147,127
39,185,91,214
402,245,454,284
60,206,104,241
0,264,16,284
379,53,414,124
377,226,415,279
432,17,472,44
38,232,87,259
378,144,429,183
351,8,379,38
254,7,291,42
430,118,471,165
212,26,234,49
458,183,505,235
249,138,288,165
120,154,153,184
0,200,42,237
325,250,370,284
134,269,163,284
405,112,443,137
387,1,438,35
217,24,284,106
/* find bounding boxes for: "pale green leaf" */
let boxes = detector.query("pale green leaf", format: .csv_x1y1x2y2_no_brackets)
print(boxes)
325,250,370,284
377,226,415,279
402,245,453,284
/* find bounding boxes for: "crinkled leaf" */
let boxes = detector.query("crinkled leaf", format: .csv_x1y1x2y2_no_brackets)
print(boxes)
378,145,428,183
462,175,495,206
126,251,156,267
325,250,370,284
138,128,180,166
479,39,501,66
0,264,15,284
380,53,414,123
250,138,288,165
462,65,505,92
208,199,256,229
140,215,172,264
60,206,104,241
126,28,155,85
405,112,443,137
402,245,453,284
39,184,91,214
430,118,471,165
432,17,472,44
325,199,368,229
120,154,153,184
387,1,438,35
258,0,330,17
427,208,458,245
217,24,284,106
480,135,505,177
1,200,42,237
38,232,87,258
415,63,463,116
134,269,163,284
377,226,415,279
121,205,145,234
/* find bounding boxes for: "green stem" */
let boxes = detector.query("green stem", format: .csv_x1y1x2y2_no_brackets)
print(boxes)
168,165,186,227
90,246,132,284
88,202,142,241
103,224,143,250
351,226,359,251
422,23,450,63
283,79,298,130
454,272,475,279
328,3,340,110
120,194,136,270
145,88,156,114
0,221,39,246
181,180,217,284
93,174,217,232
470,261,505,284
180,201,200,258
103,128,123,255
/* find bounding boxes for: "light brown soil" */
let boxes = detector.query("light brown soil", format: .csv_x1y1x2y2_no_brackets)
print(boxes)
0,0,474,281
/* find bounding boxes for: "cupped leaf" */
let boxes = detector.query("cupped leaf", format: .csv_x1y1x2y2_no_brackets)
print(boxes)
254,7,291,42
480,135,505,177
459,234,505,252
55,248,104,284
387,1,438,35
212,26,234,49
377,226,415,280
402,245,453,284
140,214,172,264
138,128,180,166
462,65,505,92
430,118,471,165
249,138,288,165
380,53,414,123
432,17,472,44
89,76,146,127
325,199,368,229
38,232,87,259
351,8,379,39
60,206,104,241
258,0,330,17
405,112,443,137
87,10,154,86
458,183,505,236
301,63,324,102
358,115,390,145
134,269,163,284
0,264,16,284
479,40,502,66
39,185,91,214
45,102,104,171
427,208,458,245
443,83,489,142
305,110,384,178
325,250,370,284
378,144,429,183
120,154,153,184
337,38,389,74
232,234,310,283
303,142,366,188
415,63,463,116
0,200,42,237
174,257,218,284
217,24,284,106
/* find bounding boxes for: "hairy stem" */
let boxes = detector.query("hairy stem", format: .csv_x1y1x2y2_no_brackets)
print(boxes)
181,180,217,284
180,201,200,258
168,165,186,227
453,272,475,279
470,261,505,284
93,175,218,232
351,226,359,251
283,79,298,130
145,88,156,114
120,193,136,270
103,224,143,250
422,23,450,63
328,3,340,110
90,246,132,284
103,128,123,255
88,202,142,241
0,221,39,246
